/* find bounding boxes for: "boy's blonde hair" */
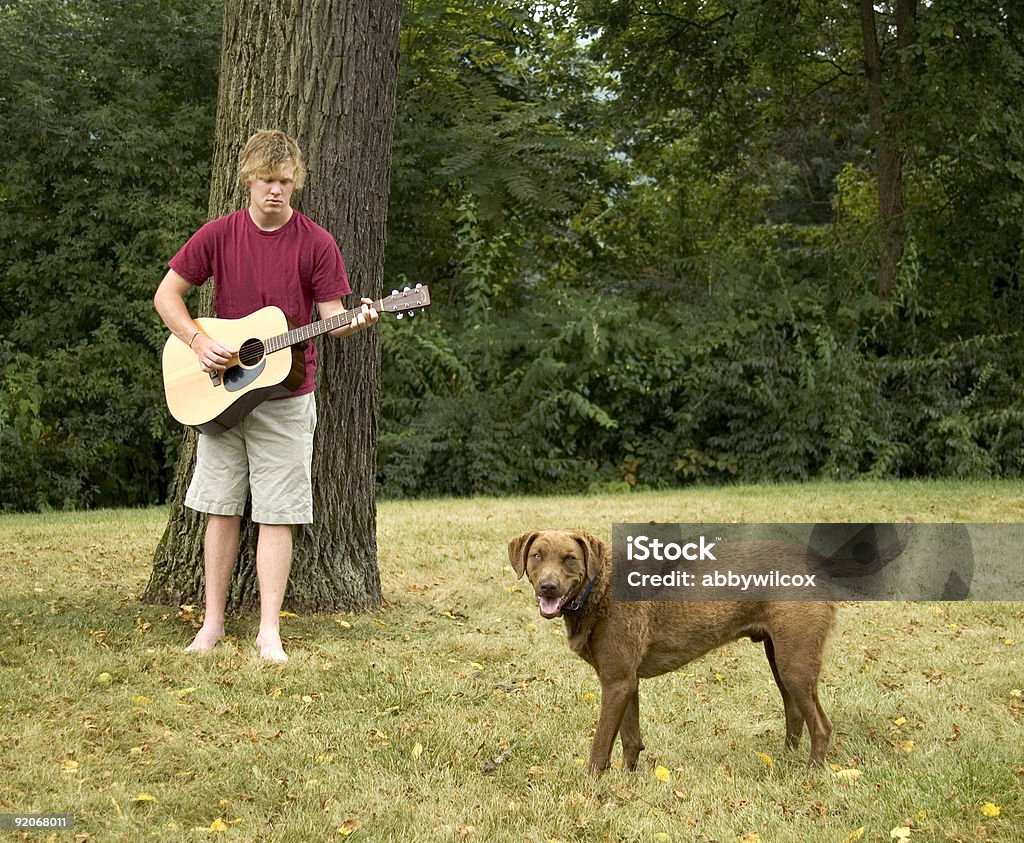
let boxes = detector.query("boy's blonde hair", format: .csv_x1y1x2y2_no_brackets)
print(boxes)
238,129,306,189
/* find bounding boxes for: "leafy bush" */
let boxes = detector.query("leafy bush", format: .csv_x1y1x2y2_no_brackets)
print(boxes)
380,265,1024,498
0,0,219,510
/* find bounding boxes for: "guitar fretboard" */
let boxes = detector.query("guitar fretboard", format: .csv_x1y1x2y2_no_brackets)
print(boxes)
264,299,386,355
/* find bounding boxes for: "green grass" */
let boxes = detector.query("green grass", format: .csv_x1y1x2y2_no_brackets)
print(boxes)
0,480,1022,842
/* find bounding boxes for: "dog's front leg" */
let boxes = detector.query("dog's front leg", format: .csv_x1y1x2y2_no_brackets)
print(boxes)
588,674,638,776
619,686,644,770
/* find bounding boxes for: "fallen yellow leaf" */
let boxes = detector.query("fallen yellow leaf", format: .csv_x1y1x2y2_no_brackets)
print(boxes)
209,817,228,833
981,801,1001,818
655,765,671,783
133,792,157,803
755,751,773,769
890,827,911,841
841,828,865,843
893,716,906,727
412,742,423,759
833,768,863,783
131,695,152,706
279,610,300,618
61,760,79,775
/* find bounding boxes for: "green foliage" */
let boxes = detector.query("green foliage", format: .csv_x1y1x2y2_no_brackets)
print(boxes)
382,259,1023,497
0,0,220,509
387,0,609,307
2,0,1023,509
385,78,1024,494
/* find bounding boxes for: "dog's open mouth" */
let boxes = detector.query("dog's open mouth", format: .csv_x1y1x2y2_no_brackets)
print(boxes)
536,593,571,619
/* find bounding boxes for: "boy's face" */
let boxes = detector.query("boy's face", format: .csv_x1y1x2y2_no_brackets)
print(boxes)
248,164,296,229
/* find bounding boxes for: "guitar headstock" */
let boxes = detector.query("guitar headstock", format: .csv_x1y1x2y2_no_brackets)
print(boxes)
381,284,430,320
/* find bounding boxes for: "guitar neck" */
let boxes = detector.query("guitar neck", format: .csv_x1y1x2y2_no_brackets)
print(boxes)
264,299,385,354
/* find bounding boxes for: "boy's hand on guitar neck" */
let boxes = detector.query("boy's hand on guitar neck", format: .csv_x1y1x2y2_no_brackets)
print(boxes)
323,296,380,339
192,333,236,375
351,298,380,332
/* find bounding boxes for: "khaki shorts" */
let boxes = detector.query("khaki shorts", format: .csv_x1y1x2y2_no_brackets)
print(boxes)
185,393,317,524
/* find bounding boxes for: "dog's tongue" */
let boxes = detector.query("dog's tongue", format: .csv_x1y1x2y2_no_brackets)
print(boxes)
538,596,563,618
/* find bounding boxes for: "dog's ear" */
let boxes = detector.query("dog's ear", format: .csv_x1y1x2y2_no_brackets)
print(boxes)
507,531,540,579
571,531,606,581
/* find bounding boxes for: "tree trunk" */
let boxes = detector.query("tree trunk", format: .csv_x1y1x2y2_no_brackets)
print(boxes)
859,0,916,300
144,0,402,613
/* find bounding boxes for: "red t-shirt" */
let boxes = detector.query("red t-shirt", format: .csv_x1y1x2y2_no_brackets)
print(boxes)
169,208,351,396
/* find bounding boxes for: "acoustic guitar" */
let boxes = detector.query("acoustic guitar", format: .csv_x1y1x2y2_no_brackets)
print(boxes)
162,285,430,434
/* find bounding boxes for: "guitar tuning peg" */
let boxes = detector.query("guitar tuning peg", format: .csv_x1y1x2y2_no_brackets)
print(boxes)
391,289,399,296
396,313,404,320
415,283,422,289
403,286,410,293
408,311,415,318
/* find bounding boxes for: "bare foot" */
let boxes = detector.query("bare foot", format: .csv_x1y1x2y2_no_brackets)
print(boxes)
185,624,224,652
256,630,288,663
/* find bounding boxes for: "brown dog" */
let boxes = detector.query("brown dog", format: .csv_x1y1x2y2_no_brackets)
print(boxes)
508,529,837,775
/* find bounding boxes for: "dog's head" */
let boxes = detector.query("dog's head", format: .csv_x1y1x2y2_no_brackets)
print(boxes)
507,530,605,619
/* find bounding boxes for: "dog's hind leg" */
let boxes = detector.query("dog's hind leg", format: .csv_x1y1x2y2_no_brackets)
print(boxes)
797,682,831,766
769,636,832,766
619,687,645,771
764,636,804,750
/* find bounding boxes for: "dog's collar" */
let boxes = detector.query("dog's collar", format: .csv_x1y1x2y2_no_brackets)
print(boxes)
564,578,597,614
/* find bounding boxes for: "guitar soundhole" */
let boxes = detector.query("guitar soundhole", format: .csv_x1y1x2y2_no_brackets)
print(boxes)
238,338,266,367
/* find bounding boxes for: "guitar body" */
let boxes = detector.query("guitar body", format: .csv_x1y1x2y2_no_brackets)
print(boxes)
162,306,306,434
161,285,430,433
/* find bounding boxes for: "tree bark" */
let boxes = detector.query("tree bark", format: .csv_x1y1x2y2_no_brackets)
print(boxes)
859,0,916,300
144,0,402,613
